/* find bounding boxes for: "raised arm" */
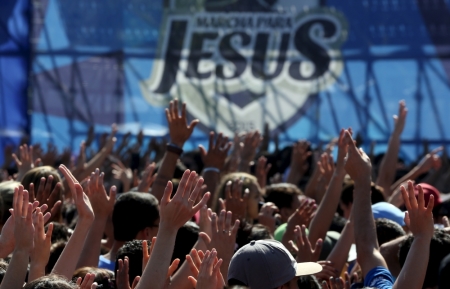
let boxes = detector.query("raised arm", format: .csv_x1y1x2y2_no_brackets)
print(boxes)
29,208,53,281
376,100,407,197
52,165,94,279
151,100,199,201
199,132,231,208
136,170,210,289
393,182,434,289
77,169,116,268
344,131,388,277
308,129,347,246
0,186,34,289
286,141,311,186
326,216,354,276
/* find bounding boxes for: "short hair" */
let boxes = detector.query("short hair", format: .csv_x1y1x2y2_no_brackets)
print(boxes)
115,240,144,285
46,222,71,244
375,218,405,246
439,253,450,289
46,241,67,274
112,192,159,241
24,274,75,289
329,215,347,233
21,166,64,221
172,222,199,264
340,182,385,207
264,183,302,211
0,260,8,284
216,173,259,199
297,275,321,289
72,267,114,289
0,181,20,225
399,230,450,288
248,224,272,242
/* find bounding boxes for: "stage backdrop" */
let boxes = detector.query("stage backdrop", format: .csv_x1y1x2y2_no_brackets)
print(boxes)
28,0,450,162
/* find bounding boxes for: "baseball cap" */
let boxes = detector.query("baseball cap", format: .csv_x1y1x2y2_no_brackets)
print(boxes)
414,183,450,206
372,202,406,226
228,239,322,289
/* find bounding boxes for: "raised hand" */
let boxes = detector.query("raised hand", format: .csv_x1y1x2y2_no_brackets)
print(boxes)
160,170,210,232
142,237,156,271
41,143,58,167
287,199,316,229
199,210,239,279
60,165,94,221
11,185,34,253
239,131,262,172
199,132,232,170
257,202,280,234
188,249,225,289
219,179,248,222
12,144,40,181
343,131,371,184
290,140,311,175
393,100,408,135
116,258,141,289
86,169,116,219
165,99,199,147
416,147,443,174
75,273,98,289
29,175,62,223
321,276,350,289
29,208,53,281
400,181,434,239
255,156,271,189
289,225,322,262
137,163,156,193
314,261,340,283
318,152,335,186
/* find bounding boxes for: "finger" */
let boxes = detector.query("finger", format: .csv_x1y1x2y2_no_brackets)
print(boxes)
400,185,411,211
29,183,35,201
109,186,117,203
43,175,54,200
322,281,330,289
313,239,323,261
219,198,226,211
186,255,200,277
208,131,215,151
231,219,240,237
430,146,444,155
192,192,210,213
131,276,140,289
218,210,226,231
443,216,450,228
188,276,198,288
211,213,219,234
188,177,204,204
47,183,61,206
199,232,211,245
37,177,46,200
167,259,180,278
191,249,202,268
225,211,232,233
149,237,157,256
22,189,29,217
225,181,232,200
426,195,435,215
417,184,425,209
161,181,174,205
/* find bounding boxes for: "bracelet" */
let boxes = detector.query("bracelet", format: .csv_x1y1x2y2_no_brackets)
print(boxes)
203,167,220,174
166,143,183,155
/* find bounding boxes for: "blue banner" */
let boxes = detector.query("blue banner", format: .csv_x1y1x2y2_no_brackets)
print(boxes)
0,0,30,165
30,0,450,161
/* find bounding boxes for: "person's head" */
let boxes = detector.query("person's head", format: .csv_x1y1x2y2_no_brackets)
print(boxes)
24,274,75,289
46,222,71,244
375,218,405,246
72,267,114,289
21,166,64,222
0,180,19,228
413,183,450,223
264,183,302,223
340,182,385,219
112,192,159,242
248,224,273,242
46,241,67,274
399,229,450,289
115,240,144,285
172,222,199,265
228,239,322,289
297,275,321,289
216,173,263,220
372,202,406,228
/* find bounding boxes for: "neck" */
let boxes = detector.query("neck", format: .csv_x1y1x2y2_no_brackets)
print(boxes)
104,240,125,261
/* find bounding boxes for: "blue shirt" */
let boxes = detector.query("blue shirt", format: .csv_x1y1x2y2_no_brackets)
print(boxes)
364,266,395,289
98,255,115,271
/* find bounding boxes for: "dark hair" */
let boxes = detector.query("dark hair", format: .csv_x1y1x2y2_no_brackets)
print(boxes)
46,241,67,274
375,218,405,246
115,240,145,285
46,222,71,244
0,181,20,225
248,224,272,242
399,230,450,288
228,278,247,286
440,253,450,289
72,267,114,289
24,274,75,289
329,215,347,233
340,183,385,207
172,222,199,264
264,183,302,211
297,275,321,289
112,192,159,241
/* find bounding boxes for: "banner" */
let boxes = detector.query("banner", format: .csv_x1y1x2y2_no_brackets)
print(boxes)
0,0,30,165
30,0,450,161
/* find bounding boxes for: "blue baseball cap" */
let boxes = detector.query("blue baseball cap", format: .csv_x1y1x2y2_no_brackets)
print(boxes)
372,202,405,226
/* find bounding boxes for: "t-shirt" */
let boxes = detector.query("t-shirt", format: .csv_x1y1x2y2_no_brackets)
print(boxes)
98,255,115,271
364,266,395,289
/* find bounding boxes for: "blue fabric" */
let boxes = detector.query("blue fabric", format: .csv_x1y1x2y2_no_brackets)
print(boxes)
364,266,395,289
98,255,116,271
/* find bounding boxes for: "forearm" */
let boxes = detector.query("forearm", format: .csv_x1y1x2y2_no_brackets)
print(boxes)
376,134,400,197
169,239,208,289
202,170,220,209
151,152,179,201
238,158,252,173
390,166,423,193
353,183,386,276
76,217,108,268
393,237,430,289
0,250,29,289
29,263,46,282
326,219,354,276
0,240,14,258
308,170,345,245
74,148,110,181
286,166,302,186
52,218,92,279
137,226,177,289
303,169,321,199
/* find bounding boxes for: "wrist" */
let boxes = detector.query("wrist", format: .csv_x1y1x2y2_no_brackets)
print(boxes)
413,234,433,242
159,222,179,235
170,141,184,148
203,167,220,174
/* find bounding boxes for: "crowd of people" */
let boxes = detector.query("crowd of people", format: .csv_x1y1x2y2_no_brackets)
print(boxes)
0,99,449,289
